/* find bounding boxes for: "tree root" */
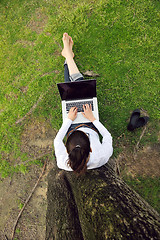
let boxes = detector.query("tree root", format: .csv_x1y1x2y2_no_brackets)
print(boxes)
133,125,147,160
15,93,44,124
10,159,47,240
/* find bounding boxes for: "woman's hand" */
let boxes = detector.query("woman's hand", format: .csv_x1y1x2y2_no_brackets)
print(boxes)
68,107,78,121
81,104,96,122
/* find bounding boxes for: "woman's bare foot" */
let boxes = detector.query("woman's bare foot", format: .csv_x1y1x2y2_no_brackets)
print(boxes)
61,33,74,58
61,33,80,75
69,36,74,57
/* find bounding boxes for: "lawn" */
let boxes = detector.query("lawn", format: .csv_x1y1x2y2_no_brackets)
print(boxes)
0,0,160,210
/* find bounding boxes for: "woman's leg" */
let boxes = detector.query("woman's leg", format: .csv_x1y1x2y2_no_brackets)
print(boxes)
62,33,84,82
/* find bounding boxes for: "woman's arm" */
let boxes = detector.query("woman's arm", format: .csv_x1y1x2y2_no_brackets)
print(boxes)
54,106,78,151
54,107,78,168
81,104,113,157
54,118,72,155
93,119,113,158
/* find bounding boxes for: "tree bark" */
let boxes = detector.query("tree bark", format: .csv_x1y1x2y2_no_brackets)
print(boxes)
45,162,160,240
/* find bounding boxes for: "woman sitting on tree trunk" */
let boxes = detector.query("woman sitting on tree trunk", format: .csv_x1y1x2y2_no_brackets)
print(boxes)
54,33,113,176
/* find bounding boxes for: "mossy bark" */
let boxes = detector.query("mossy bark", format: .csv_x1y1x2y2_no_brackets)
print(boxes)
46,163,160,240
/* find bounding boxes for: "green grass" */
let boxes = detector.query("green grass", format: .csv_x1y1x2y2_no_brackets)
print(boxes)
0,0,160,208
123,176,160,213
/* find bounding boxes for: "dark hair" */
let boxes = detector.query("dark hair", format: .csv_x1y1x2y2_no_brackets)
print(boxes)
66,130,90,176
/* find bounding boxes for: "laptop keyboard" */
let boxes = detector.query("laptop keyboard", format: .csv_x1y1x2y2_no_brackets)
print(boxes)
66,100,94,113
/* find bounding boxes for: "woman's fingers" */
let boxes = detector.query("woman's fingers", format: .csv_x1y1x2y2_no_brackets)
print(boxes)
70,104,92,117
70,106,77,111
83,104,92,111
83,104,87,109
70,104,91,112
68,106,78,121
81,104,95,122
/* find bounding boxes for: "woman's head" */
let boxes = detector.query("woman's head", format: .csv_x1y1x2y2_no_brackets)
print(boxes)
66,130,91,176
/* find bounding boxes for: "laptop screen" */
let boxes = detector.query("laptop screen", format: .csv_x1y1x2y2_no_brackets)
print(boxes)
57,80,97,101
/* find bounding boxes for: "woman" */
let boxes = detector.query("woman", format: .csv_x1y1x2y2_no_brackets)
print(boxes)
54,33,113,175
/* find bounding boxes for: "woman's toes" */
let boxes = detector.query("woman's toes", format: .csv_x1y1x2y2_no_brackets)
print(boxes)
63,32,68,38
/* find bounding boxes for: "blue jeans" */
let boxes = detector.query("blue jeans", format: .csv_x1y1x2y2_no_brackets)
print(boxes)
64,61,98,136
64,61,84,82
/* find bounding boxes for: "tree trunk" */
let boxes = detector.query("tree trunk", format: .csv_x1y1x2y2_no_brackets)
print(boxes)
45,161,160,240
